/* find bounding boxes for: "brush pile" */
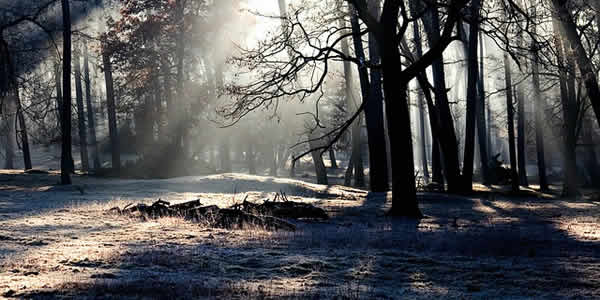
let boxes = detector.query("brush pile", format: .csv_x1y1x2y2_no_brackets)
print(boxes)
108,192,328,231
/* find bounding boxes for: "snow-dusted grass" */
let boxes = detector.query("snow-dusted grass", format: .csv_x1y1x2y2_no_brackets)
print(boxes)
0,170,599,298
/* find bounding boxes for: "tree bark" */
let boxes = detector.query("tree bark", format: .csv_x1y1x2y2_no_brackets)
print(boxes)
74,42,89,172
339,12,364,187
422,4,461,193
2,91,16,169
531,22,549,192
83,40,100,170
309,133,328,185
328,147,338,169
350,2,389,191
553,20,578,196
552,0,600,130
17,93,32,170
102,44,120,172
461,0,481,191
61,0,72,184
503,53,520,192
413,19,430,184
476,30,490,184
380,1,421,217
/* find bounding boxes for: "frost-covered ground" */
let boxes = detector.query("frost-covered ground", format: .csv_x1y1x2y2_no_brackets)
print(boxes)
0,169,599,299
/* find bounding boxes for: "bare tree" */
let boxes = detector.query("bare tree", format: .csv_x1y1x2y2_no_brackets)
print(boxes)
61,0,72,184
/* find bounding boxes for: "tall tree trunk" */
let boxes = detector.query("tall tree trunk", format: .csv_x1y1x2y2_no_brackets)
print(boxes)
339,12,364,187
83,40,100,170
461,0,481,191
417,86,430,183
61,0,72,184
102,45,120,172
531,23,549,192
422,4,461,193
516,87,528,187
515,13,529,187
413,19,430,184
350,3,389,191
409,6,443,186
173,0,186,155
553,20,578,196
74,42,89,172
552,0,600,130
476,30,490,184
381,1,421,217
503,53,520,192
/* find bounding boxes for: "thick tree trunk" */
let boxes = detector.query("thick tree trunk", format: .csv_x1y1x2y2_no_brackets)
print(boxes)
461,0,481,191
61,0,72,184
74,42,89,172
553,0,600,130
102,45,120,172
422,5,461,193
503,53,520,192
381,1,421,217
83,40,100,170
350,3,389,191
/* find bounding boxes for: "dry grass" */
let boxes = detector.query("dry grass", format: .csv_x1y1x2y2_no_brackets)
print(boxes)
0,171,599,299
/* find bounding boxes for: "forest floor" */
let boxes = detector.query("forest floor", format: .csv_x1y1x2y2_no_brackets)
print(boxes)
0,169,599,299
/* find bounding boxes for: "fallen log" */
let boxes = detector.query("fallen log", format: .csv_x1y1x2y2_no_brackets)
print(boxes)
108,198,301,231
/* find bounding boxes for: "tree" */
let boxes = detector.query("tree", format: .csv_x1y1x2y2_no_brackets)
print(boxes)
101,40,120,172
530,7,548,192
461,0,482,191
74,41,89,172
503,51,519,193
60,0,72,185
420,1,462,193
339,9,364,187
83,40,100,171
476,30,489,184
553,19,577,196
552,0,600,129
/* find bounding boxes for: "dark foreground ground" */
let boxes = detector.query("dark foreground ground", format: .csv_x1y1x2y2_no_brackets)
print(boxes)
0,170,599,299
